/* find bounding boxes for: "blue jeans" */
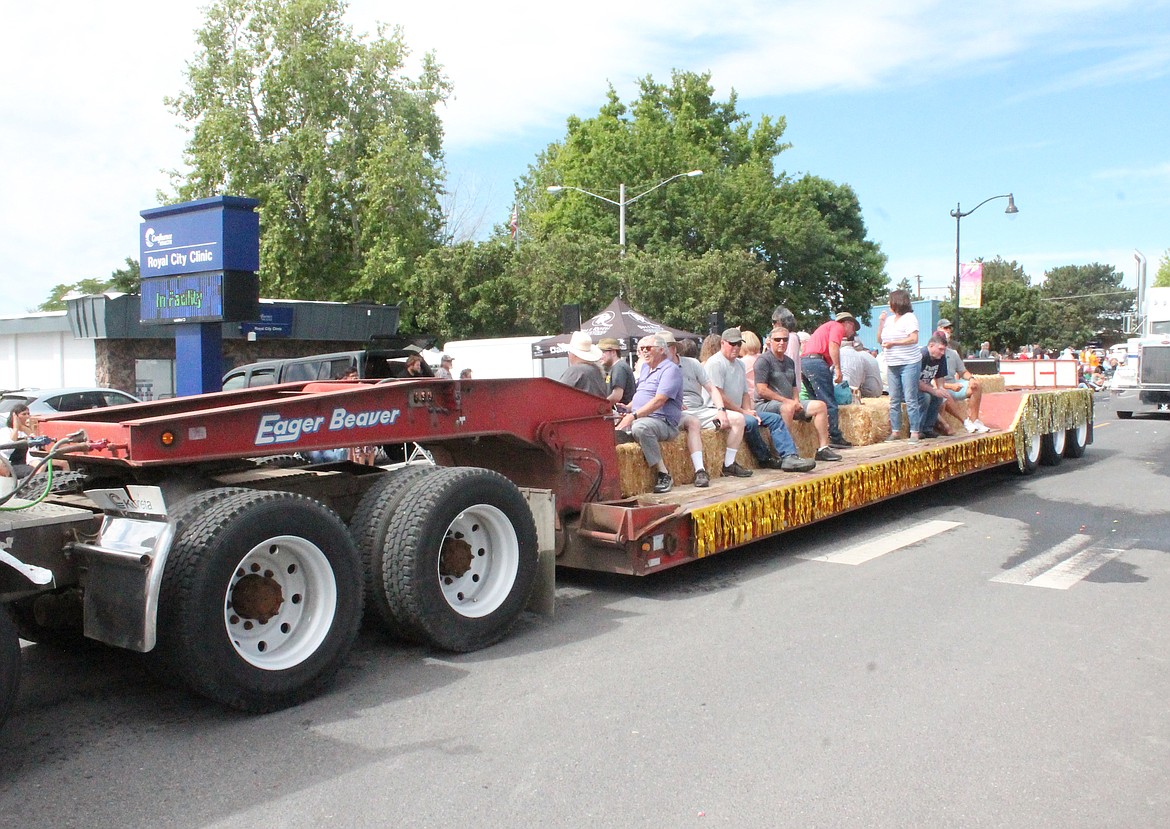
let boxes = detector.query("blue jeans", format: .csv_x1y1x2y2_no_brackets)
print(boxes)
745,409,798,460
887,361,923,433
918,390,945,433
801,355,845,443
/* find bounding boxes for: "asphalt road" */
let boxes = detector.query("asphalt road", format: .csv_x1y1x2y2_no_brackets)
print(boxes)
2,393,1168,828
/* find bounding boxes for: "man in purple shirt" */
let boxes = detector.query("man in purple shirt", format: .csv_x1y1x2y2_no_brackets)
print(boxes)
615,333,684,493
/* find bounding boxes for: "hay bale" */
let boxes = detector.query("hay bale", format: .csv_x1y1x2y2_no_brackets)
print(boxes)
838,403,875,446
617,425,750,497
977,375,1006,394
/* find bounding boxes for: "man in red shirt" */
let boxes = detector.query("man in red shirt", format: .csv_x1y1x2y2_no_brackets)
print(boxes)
799,311,859,449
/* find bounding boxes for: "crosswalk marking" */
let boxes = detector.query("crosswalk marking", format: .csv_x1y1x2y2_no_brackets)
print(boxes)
990,534,1093,585
991,534,1131,589
796,519,962,566
1025,546,1125,590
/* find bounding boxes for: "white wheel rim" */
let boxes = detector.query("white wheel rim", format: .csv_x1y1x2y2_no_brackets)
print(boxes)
223,535,337,670
1073,422,1088,446
437,504,519,618
1050,428,1066,455
1025,432,1041,464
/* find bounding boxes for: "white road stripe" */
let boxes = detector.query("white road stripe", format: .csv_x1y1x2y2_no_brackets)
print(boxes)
990,534,1093,585
796,520,962,566
1025,546,1126,590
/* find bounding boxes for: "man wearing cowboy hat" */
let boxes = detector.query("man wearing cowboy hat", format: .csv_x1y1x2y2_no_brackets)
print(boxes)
598,337,635,405
799,311,858,449
558,330,607,398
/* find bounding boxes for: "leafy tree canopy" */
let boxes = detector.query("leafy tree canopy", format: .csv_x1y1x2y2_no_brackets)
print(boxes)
509,70,887,330
167,0,449,304
36,258,140,312
941,258,1131,353
1154,249,1170,287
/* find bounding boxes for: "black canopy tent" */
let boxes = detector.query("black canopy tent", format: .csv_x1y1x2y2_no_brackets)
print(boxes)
530,297,699,359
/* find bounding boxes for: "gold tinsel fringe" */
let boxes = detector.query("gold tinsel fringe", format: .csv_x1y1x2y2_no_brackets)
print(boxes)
691,389,1094,557
692,434,1016,557
1009,388,1093,470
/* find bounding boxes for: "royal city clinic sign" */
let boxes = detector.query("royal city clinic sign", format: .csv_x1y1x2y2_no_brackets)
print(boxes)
138,196,259,325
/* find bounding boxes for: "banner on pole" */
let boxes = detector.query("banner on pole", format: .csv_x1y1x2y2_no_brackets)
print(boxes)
959,261,983,309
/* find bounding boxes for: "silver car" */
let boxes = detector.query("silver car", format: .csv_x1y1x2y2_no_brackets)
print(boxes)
0,387,141,417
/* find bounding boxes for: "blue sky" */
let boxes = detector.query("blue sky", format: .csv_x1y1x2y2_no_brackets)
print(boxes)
2,0,1167,318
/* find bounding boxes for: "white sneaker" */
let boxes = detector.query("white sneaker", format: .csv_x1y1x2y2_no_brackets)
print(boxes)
963,418,977,434
972,419,990,433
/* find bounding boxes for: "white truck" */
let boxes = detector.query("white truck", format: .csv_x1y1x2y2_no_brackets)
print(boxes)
1110,286,1170,417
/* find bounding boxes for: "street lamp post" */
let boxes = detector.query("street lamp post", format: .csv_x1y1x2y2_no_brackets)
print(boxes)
949,193,1018,346
547,170,703,254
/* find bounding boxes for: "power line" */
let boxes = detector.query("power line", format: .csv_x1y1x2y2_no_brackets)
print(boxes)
1039,290,1136,301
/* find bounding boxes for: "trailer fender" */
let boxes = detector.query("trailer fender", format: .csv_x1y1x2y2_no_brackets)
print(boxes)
68,487,177,652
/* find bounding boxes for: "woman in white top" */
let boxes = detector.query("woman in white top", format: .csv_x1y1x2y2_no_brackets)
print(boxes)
877,289,924,443
0,403,37,478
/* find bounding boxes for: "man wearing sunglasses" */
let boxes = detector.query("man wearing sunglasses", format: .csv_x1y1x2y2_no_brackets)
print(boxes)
705,328,815,473
615,334,685,494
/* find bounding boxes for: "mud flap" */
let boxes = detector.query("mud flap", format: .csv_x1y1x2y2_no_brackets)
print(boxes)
520,487,556,617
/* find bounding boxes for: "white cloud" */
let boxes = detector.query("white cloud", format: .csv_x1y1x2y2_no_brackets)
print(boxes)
0,0,1163,317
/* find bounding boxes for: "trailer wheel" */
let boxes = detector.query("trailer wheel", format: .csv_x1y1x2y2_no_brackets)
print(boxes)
383,467,537,653
349,464,439,639
158,490,362,712
1040,429,1066,466
1064,420,1091,458
1,606,20,729
1018,430,1042,475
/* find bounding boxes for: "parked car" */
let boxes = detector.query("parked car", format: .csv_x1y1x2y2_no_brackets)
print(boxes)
0,387,141,417
222,335,435,390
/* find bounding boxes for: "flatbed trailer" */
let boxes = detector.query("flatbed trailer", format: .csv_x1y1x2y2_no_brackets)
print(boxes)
0,377,1093,728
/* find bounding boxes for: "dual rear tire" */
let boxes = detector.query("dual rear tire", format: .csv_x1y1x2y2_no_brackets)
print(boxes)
353,466,539,653
154,466,538,712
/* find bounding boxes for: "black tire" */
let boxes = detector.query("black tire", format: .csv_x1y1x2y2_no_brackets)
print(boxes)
1064,419,1091,458
382,467,538,653
1040,429,1065,466
148,487,256,680
0,607,20,729
1117,410,1133,419
348,464,440,639
1018,430,1041,475
157,490,363,712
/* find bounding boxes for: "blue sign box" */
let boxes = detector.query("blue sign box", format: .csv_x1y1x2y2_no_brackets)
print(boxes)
139,196,260,279
139,271,260,325
241,306,294,338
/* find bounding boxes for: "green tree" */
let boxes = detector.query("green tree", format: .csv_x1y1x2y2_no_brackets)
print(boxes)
36,258,140,312
1154,249,1170,287
1038,263,1132,348
167,0,449,307
769,175,888,324
402,241,517,338
513,71,887,329
943,258,1042,353
895,276,914,296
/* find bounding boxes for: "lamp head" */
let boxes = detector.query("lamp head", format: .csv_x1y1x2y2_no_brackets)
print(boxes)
1004,193,1019,214
686,170,703,177
547,185,565,194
